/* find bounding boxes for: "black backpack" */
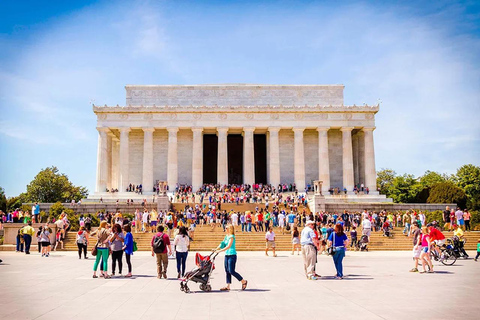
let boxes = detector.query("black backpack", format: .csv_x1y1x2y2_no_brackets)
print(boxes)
153,234,166,253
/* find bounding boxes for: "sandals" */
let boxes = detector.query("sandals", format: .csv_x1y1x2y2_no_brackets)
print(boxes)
92,275,98,278
220,287,230,291
242,280,248,291
104,274,111,279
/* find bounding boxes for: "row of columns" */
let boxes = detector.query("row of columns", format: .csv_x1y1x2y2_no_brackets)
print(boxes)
95,126,378,195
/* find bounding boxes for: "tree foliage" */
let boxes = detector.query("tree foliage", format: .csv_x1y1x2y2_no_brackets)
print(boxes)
0,187,7,212
453,164,480,210
376,169,396,196
427,182,467,209
25,166,88,203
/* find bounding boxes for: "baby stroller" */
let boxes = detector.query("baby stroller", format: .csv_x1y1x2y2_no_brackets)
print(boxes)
180,252,218,293
357,235,369,251
449,236,469,259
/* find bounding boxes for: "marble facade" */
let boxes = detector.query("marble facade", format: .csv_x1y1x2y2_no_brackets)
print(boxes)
92,84,381,197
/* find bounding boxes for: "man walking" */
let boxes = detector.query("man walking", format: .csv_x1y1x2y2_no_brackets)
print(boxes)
151,225,172,279
301,220,319,280
21,222,35,254
265,227,277,257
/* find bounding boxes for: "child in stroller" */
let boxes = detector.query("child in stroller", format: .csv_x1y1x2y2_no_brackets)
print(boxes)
356,235,369,251
180,252,218,293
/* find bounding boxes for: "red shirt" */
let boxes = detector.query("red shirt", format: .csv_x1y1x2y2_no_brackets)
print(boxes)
429,228,445,241
151,232,171,253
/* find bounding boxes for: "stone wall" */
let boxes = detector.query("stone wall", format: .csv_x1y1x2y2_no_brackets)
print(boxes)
279,129,294,184
178,129,193,185
325,203,455,212
304,129,319,186
328,129,343,188
128,129,144,186
153,129,168,182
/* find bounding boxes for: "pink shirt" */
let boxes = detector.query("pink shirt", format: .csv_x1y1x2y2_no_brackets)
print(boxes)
421,234,430,247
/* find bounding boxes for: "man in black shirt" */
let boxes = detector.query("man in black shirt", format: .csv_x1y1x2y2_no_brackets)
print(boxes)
443,206,451,231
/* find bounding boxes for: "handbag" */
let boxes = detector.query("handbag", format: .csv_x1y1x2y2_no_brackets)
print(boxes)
327,233,336,255
133,241,138,252
91,243,98,256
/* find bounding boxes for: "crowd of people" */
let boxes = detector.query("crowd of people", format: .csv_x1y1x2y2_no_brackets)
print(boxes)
2,200,478,288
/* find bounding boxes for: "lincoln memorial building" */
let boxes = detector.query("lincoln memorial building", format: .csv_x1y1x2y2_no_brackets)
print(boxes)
92,84,387,201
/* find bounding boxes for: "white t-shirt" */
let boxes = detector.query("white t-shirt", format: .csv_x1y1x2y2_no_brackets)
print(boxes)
265,231,275,241
231,213,238,223
455,210,464,221
278,213,285,222
174,235,190,252
362,219,372,229
142,212,149,223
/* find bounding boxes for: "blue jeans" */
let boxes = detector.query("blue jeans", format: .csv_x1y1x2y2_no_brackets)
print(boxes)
16,236,24,252
176,251,188,276
241,223,246,232
224,255,243,284
332,248,345,277
23,234,32,254
247,222,252,232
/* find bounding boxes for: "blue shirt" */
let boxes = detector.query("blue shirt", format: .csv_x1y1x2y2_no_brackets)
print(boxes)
287,214,296,223
300,226,316,245
34,205,40,214
220,235,237,255
328,232,348,247
124,232,134,255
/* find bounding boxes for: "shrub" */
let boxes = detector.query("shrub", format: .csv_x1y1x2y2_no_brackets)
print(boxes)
427,182,466,208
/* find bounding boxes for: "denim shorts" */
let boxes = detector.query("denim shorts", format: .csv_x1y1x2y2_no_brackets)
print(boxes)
422,247,429,253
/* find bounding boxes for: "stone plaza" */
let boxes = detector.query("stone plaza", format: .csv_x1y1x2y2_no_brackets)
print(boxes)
91,84,389,203
0,250,478,320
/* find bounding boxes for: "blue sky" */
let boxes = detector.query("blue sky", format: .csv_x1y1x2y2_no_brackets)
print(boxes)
0,0,479,197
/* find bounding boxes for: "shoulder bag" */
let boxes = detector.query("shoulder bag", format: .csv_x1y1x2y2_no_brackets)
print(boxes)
327,232,336,255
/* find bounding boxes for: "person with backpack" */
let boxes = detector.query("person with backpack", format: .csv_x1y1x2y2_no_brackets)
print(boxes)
151,225,172,279
84,214,92,232
40,224,52,257
92,221,111,279
76,226,89,259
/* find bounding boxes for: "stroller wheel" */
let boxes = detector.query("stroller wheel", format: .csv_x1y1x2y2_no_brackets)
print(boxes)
200,284,206,291
205,285,211,292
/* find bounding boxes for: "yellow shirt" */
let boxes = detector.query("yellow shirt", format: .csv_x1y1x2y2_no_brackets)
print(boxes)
22,225,35,236
454,228,464,238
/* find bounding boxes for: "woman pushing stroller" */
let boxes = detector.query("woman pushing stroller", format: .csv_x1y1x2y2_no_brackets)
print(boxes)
213,224,248,291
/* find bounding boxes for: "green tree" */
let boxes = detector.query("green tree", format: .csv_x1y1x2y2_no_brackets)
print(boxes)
0,187,6,212
418,171,447,188
454,164,480,210
390,174,419,203
377,169,396,196
25,166,88,203
427,182,467,208
6,193,27,211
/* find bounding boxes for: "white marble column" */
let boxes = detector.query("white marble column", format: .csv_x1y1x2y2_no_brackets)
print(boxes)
293,127,306,191
317,127,330,194
111,138,119,190
167,127,179,190
243,127,255,185
118,127,131,193
95,127,109,193
142,127,155,193
106,134,113,190
341,127,355,194
363,127,379,195
192,127,203,191
217,127,228,185
268,127,281,188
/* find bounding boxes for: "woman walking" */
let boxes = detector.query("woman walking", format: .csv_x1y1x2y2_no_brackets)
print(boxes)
327,223,349,279
110,224,125,277
291,226,300,255
40,224,52,257
92,221,111,278
419,226,434,273
214,224,248,291
173,226,190,278
123,224,133,277
76,226,89,259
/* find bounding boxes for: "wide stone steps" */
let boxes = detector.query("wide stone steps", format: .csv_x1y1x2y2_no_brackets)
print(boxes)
61,227,479,251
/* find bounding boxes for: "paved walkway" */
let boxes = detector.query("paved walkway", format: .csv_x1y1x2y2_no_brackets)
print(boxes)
0,250,478,320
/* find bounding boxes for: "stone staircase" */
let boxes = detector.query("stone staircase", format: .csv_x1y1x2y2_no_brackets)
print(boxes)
61,226,479,252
